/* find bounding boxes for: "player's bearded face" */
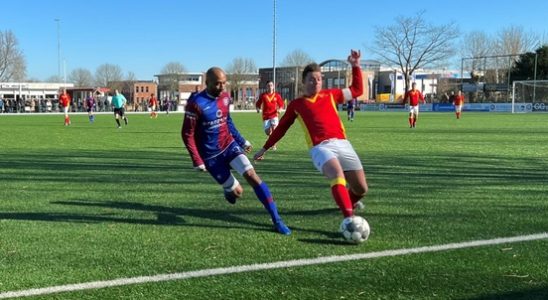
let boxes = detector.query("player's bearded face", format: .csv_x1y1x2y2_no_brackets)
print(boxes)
304,71,322,96
207,73,227,97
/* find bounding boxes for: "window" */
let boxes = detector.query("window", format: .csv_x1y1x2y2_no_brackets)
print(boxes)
146,86,149,93
135,86,139,93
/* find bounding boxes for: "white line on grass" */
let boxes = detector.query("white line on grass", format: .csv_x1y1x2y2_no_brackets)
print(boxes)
1,232,547,299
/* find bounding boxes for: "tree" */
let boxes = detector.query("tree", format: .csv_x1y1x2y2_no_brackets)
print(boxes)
0,30,26,81
280,49,314,67
494,25,537,57
126,71,137,82
160,62,186,100
160,62,186,74
461,31,493,71
124,71,138,108
511,45,548,81
45,75,63,83
95,63,123,89
226,57,257,105
371,12,459,93
479,26,538,84
68,68,94,87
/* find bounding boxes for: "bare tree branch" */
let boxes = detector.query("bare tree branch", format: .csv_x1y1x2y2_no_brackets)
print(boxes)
160,62,186,74
370,12,459,92
95,63,123,88
226,57,257,104
68,68,94,87
280,49,314,67
0,30,26,81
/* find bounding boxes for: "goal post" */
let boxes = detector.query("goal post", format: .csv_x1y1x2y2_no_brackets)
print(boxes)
512,80,548,113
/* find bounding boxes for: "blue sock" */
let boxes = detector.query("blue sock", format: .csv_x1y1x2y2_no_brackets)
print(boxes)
253,182,282,223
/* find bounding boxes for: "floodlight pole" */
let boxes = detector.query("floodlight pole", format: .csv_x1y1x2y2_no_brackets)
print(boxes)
55,18,61,80
272,0,277,89
533,51,538,102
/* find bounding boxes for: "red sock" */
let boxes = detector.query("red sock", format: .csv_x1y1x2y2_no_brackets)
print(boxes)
413,118,417,126
348,189,362,205
331,178,353,218
408,117,413,126
457,112,461,119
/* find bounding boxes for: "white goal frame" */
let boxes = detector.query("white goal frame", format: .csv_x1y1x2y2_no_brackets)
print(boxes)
512,80,548,113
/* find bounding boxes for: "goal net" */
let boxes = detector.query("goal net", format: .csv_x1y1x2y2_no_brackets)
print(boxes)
512,80,548,113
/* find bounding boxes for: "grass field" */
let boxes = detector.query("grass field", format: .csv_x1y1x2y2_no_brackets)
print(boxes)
0,111,547,299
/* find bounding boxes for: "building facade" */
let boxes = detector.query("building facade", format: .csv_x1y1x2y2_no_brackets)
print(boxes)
108,80,158,111
0,82,74,100
155,72,260,111
259,59,379,103
155,73,204,110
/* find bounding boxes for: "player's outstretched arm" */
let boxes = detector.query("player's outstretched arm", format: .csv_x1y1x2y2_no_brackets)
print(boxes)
253,148,267,161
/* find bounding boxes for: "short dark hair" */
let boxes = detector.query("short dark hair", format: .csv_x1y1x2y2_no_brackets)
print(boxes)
302,63,320,82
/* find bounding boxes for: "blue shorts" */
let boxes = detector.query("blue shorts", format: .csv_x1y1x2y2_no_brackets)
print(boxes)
204,141,251,185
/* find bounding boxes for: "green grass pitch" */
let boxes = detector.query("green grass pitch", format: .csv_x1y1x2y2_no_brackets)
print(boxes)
0,111,547,299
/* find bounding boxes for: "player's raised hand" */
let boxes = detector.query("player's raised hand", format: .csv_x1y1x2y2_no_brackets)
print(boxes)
253,148,267,161
347,49,361,67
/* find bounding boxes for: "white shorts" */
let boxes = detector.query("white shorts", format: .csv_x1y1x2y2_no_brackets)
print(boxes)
455,105,462,113
63,106,69,115
409,105,419,115
221,154,254,192
263,117,279,131
230,154,254,176
309,139,363,173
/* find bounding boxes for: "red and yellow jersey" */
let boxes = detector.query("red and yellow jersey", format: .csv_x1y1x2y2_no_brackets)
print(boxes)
59,93,71,108
149,96,158,107
263,66,363,149
453,94,464,106
256,92,284,120
404,89,424,106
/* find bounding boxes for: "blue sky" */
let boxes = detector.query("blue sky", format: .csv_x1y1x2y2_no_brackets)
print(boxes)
2,0,547,81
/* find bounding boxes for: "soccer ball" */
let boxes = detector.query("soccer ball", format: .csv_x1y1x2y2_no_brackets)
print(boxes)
339,216,370,243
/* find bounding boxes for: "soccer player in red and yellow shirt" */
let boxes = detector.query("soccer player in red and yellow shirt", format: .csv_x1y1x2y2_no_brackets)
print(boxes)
254,50,368,230
453,90,465,119
256,81,285,150
403,82,425,128
148,93,158,119
59,88,72,126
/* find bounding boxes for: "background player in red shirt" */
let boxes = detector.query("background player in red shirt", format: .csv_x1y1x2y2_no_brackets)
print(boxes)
254,50,368,230
403,82,425,128
453,90,465,119
148,93,158,119
59,88,71,126
256,80,284,150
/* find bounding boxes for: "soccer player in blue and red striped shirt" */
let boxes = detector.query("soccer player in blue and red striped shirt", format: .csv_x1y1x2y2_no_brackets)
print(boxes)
182,67,290,235
85,92,96,123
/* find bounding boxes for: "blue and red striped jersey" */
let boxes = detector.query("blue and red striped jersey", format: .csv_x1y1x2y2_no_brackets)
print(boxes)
182,91,247,167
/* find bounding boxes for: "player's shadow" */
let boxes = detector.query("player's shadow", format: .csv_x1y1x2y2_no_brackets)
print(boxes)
41,200,338,239
49,199,278,233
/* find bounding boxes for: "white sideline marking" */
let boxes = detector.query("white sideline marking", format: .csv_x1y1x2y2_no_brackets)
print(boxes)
1,232,546,299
